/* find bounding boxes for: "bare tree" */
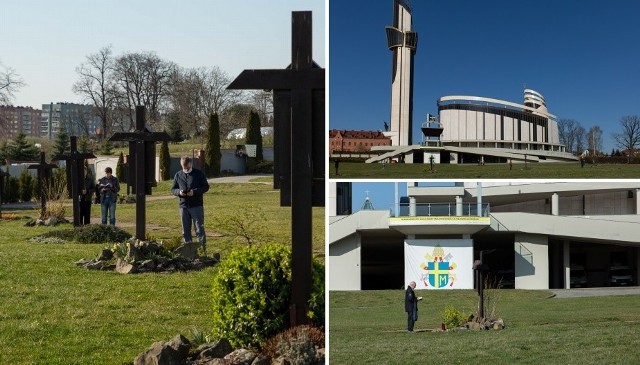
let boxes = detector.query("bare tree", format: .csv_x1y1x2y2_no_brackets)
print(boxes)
251,90,273,126
199,66,242,118
220,103,255,139
73,46,117,139
167,66,243,137
613,115,640,163
0,62,25,105
113,52,176,130
557,119,580,154
575,125,586,155
168,67,205,135
586,125,603,163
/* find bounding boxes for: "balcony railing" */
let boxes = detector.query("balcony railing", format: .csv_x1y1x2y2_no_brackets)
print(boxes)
399,202,491,217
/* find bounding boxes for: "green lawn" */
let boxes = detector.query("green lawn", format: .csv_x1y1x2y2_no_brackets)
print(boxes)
329,290,640,365
0,180,323,364
331,162,640,179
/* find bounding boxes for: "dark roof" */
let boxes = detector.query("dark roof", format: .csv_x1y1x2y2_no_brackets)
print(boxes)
329,129,389,140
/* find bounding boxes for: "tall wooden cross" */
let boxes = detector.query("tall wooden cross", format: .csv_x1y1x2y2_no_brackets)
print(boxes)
53,136,96,226
109,106,172,240
27,152,58,216
228,11,325,326
0,168,9,216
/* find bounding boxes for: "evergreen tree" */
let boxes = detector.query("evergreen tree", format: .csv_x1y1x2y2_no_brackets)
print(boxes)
53,126,70,157
100,139,114,155
6,131,39,161
116,152,125,182
245,111,263,162
165,111,184,143
5,176,19,203
0,140,7,163
18,169,34,202
78,135,92,153
159,140,171,181
205,113,221,177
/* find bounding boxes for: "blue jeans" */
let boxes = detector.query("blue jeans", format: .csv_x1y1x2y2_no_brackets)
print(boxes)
180,205,206,246
101,196,116,225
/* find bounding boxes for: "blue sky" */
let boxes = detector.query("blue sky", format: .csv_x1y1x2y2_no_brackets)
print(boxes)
330,0,640,152
351,182,456,214
0,0,325,109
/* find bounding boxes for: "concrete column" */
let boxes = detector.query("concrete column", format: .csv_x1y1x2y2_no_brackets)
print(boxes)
551,192,559,216
476,183,483,217
637,247,640,286
563,240,570,289
394,182,399,217
409,196,416,217
514,233,549,290
455,196,463,216
635,189,640,214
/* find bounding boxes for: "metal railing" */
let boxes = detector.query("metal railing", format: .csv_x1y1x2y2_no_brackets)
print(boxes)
398,202,491,217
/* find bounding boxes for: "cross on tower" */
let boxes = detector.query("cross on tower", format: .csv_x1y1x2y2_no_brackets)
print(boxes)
109,105,172,240
27,152,58,216
228,11,325,326
53,136,96,226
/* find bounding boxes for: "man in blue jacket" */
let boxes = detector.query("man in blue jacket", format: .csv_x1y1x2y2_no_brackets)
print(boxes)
171,156,210,250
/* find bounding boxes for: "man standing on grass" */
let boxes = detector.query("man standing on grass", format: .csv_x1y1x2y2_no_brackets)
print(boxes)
171,156,210,251
405,281,422,332
98,167,120,225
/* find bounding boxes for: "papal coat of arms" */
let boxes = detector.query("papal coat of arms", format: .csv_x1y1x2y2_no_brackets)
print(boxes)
419,245,457,288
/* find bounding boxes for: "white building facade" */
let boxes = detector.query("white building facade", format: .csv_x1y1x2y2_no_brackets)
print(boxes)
329,182,640,291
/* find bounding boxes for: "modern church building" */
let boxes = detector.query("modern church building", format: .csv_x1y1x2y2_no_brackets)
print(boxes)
329,182,640,291
367,1,577,164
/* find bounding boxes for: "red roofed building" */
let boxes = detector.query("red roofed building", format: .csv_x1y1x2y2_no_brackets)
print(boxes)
330,129,391,154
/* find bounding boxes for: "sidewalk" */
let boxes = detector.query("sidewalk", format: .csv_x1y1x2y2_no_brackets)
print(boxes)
551,287,640,298
207,174,271,184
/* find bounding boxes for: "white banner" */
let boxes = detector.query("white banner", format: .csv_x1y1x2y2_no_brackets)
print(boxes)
404,239,474,290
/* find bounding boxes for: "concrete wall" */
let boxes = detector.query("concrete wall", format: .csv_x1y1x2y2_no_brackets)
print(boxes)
441,109,559,149
329,234,361,290
491,191,636,216
514,233,549,289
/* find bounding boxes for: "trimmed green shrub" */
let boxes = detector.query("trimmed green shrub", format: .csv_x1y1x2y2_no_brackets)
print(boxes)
40,224,132,244
205,113,221,177
247,160,274,174
211,244,324,349
18,169,34,202
159,141,171,181
116,152,125,182
5,176,20,203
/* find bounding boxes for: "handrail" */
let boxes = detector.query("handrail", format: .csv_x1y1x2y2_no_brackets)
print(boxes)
398,202,491,217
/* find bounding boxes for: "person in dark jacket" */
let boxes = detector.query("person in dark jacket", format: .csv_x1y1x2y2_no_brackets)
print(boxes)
98,167,120,225
405,281,422,332
79,168,96,225
171,156,210,249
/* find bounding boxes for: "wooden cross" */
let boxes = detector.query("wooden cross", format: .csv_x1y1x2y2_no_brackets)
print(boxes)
27,152,58,216
228,11,325,326
109,106,172,240
0,168,9,216
53,136,96,226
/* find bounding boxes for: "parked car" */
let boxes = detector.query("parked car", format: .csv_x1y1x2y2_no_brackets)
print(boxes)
609,266,633,286
570,266,588,288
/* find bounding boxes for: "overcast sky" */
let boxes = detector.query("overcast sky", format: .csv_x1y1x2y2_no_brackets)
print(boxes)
0,0,325,109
